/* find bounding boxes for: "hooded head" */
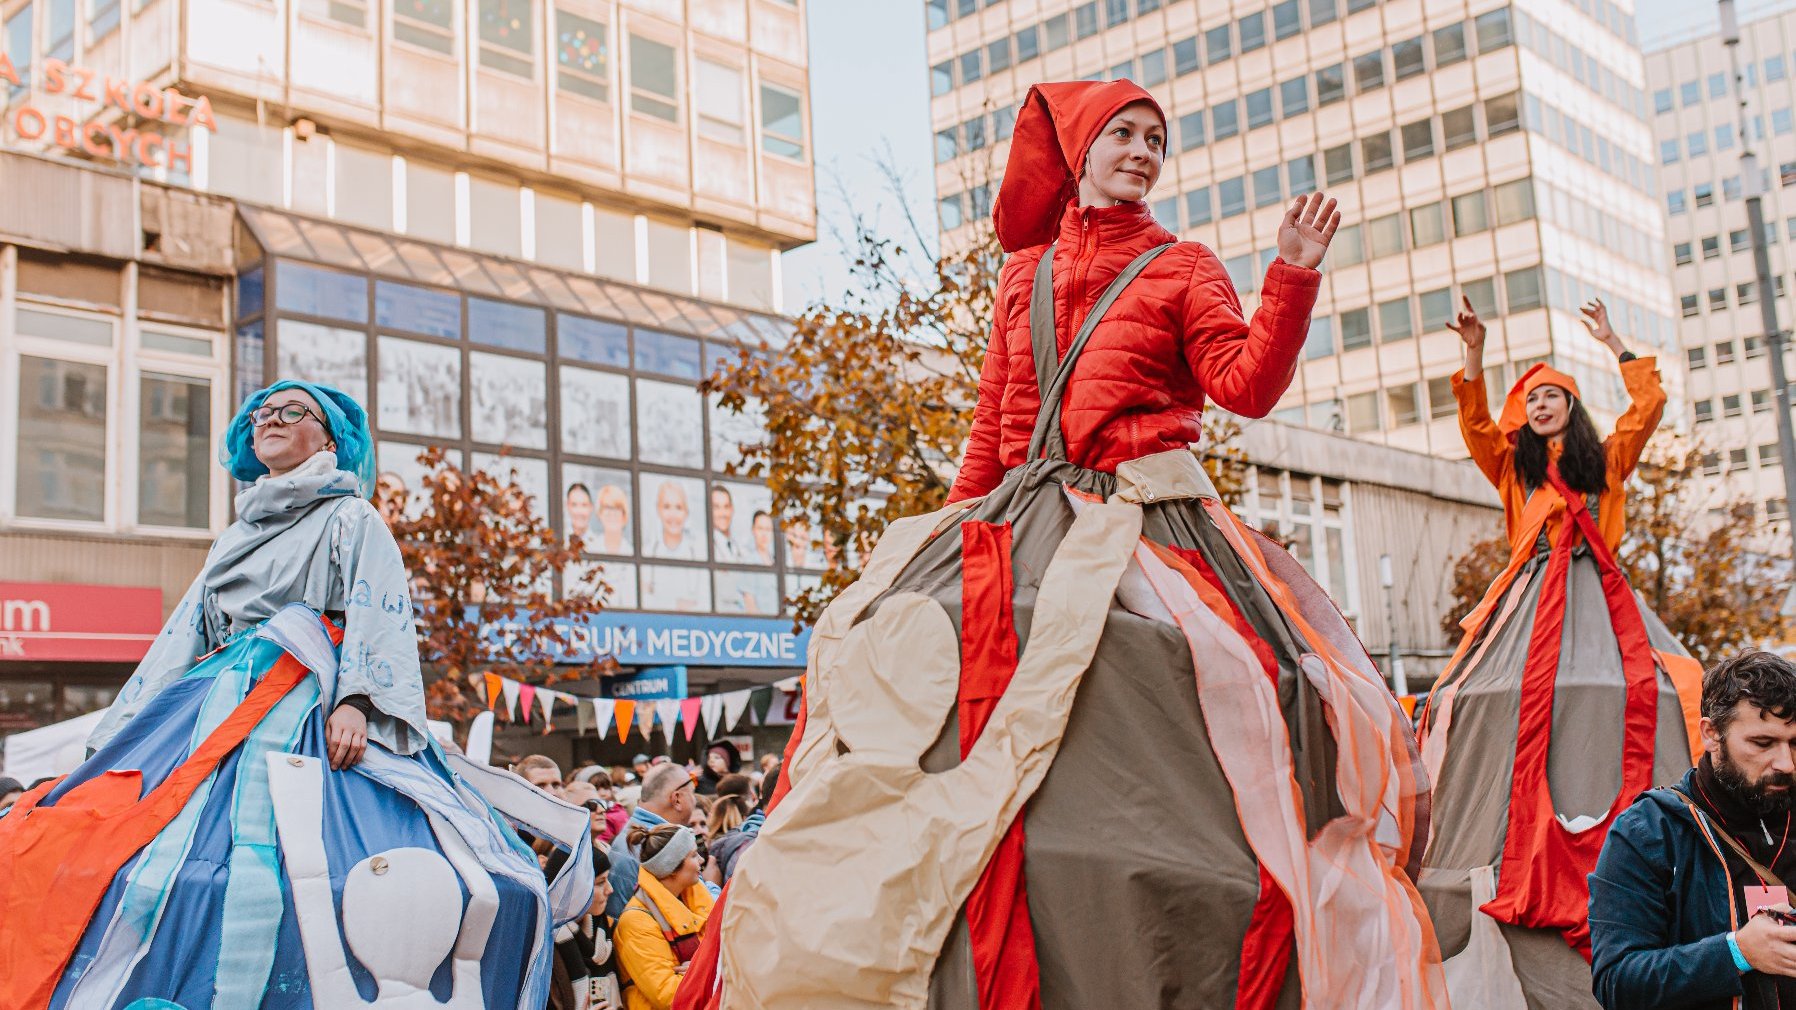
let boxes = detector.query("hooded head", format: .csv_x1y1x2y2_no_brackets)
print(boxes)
994,79,1166,252
705,741,743,777
1496,363,1583,438
220,380,376,494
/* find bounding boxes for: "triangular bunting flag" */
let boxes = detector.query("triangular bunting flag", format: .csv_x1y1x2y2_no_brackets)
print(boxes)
702,694,725,739
722,689,752,732
636,701,656,739
518,684,537,728
679,698,704,741
484,672,502,710
539,690,558,735
749,686,775,725
654,699,682,740
773,676,801,693
576,696,593,736
500,677,521,721
614,700,636,743
592,698,616,741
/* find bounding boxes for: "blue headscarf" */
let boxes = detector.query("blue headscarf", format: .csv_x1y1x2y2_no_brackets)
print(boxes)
221,380,377,494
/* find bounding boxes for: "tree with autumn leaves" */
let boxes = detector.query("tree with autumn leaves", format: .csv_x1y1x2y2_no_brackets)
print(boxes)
377,447,615,723
1442,434,1789,665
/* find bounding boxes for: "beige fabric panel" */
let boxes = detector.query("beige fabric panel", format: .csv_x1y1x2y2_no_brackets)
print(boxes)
718,499,1142,1010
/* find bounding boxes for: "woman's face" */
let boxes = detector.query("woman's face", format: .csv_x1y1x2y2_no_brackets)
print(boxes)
657,485,688,537
252,388,334,476
689,804,709,834
566,487,593,536
589,869,612,917
1526,384,1572,438
599,487,628,536
707,750,731,775
1078,103,1165,207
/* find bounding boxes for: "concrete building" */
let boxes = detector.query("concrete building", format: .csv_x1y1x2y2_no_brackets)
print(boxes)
0,0,816,755
926,0,1684,464
1647,5,1796,525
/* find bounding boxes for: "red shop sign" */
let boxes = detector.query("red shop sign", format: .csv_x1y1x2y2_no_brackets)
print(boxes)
0,581,163,662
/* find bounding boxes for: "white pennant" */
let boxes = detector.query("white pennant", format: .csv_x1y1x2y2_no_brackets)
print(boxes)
722,689,753,732
636,701,656,738
499,676,522,721
591,698,616,741
540,690,558,726
773,676,801,693
654,699,682,739
702,694,725,739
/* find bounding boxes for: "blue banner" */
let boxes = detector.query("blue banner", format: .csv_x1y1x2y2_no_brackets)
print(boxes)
482,610,809,669
606,666,688,700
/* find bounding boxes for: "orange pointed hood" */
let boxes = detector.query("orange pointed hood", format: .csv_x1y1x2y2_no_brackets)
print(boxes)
993,79,1165,252
1498,363,1583,436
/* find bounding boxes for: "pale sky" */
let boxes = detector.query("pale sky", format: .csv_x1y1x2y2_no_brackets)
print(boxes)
780,0,1796,312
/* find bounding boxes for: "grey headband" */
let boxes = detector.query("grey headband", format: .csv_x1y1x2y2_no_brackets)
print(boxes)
642,826,698,877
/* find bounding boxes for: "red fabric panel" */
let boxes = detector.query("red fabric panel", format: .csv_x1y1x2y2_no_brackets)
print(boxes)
959,521,1042,1010
1479,466,1660,959
0,651,313,1009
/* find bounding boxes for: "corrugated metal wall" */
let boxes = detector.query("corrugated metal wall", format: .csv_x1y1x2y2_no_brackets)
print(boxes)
1,531,208,618
1349,483,1505,688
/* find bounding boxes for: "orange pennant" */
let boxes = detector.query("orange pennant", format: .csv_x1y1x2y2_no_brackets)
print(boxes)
484,672,501,710
614,700,636,743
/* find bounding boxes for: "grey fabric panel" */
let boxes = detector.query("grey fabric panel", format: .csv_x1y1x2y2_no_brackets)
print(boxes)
1421,551,1696,985
871,459,1326,1008
1497,924,1602,1010
1029,248,1058,401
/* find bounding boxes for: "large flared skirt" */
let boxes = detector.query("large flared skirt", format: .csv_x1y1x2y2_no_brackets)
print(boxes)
715,455,1438,1010
0,610,558,1010
1419,552,1694,1009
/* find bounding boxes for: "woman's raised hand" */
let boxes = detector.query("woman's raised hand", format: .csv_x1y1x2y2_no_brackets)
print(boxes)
1579,298,1627,357
1445,295,1485,349
1277,192,1342,270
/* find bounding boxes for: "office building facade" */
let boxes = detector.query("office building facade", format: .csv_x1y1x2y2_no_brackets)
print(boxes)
0,0,817,750
927,0,1682,463
1648,7,1796,524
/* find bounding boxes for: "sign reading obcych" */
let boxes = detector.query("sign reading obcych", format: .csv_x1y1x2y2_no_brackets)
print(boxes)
0,581,165,662
0,56,217,171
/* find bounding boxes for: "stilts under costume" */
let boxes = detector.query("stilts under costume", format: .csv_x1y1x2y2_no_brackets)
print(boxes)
0,380,594,1010
1416,360,1704,1008
674,80,1446,1010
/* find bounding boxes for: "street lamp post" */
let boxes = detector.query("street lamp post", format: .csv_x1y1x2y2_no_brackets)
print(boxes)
1380,553,1407,695
1722,0,1796,563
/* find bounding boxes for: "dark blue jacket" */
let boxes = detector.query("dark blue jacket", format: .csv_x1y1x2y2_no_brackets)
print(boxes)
1589,767,1746,1009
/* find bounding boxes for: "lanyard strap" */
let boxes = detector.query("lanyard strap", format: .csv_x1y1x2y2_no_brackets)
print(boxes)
1667,785,1786,887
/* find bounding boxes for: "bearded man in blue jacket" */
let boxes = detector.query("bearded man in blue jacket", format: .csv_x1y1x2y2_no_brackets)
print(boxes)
1591,650,1796,1009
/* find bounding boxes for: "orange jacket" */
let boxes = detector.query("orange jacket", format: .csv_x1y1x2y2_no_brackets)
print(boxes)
1451,356,1665,557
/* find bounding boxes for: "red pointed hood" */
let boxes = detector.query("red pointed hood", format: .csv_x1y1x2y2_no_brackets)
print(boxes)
994,79,1165,252
1498,363,1584,436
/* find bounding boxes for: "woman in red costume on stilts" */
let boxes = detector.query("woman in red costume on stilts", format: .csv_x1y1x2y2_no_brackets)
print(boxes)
675,78,1446,1010
1416,296,1703,1008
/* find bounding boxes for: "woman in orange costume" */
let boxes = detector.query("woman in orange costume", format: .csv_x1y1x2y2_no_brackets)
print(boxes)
1416,296,1703,1008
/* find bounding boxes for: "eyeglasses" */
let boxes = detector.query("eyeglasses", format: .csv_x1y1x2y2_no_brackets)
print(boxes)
252,403,327,428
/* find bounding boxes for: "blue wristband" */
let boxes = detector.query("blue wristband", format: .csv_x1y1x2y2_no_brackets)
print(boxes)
1728,931,1752,973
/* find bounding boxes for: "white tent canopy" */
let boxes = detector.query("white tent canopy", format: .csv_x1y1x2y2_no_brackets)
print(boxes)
3,709,106,784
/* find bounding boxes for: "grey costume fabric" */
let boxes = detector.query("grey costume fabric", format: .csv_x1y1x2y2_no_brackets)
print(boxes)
90,450,430,756
908,459,1325,1010
1419,549,1694,1010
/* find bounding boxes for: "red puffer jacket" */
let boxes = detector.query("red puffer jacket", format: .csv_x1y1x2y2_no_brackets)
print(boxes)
947,199,1322,502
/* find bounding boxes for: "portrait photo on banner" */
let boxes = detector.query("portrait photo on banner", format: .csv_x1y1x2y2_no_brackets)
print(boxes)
563,463,635,556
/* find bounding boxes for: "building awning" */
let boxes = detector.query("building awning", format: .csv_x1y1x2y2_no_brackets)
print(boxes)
0,582,164,663
234,204,794,348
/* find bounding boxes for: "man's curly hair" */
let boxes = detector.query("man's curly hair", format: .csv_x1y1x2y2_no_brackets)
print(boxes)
1702,650,1796,736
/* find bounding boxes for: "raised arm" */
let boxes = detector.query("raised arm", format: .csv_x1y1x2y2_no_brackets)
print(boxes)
1581,298,1666,481
1446,297,1512,490
1182,194,1334,416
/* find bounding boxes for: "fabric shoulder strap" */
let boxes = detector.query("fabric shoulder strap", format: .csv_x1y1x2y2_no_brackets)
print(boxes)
1665,785,1785,887
1026,241,1176,462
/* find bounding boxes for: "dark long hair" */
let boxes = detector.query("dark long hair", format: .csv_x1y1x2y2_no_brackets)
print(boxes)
1515,398,1608,496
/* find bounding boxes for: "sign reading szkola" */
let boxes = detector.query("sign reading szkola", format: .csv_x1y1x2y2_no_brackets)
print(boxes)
0,55,216,172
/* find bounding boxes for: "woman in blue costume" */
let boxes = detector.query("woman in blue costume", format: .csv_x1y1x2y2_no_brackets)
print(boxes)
0,381,593,1010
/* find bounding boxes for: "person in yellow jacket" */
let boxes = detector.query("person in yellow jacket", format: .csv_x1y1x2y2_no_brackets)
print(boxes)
615,822,713,1010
